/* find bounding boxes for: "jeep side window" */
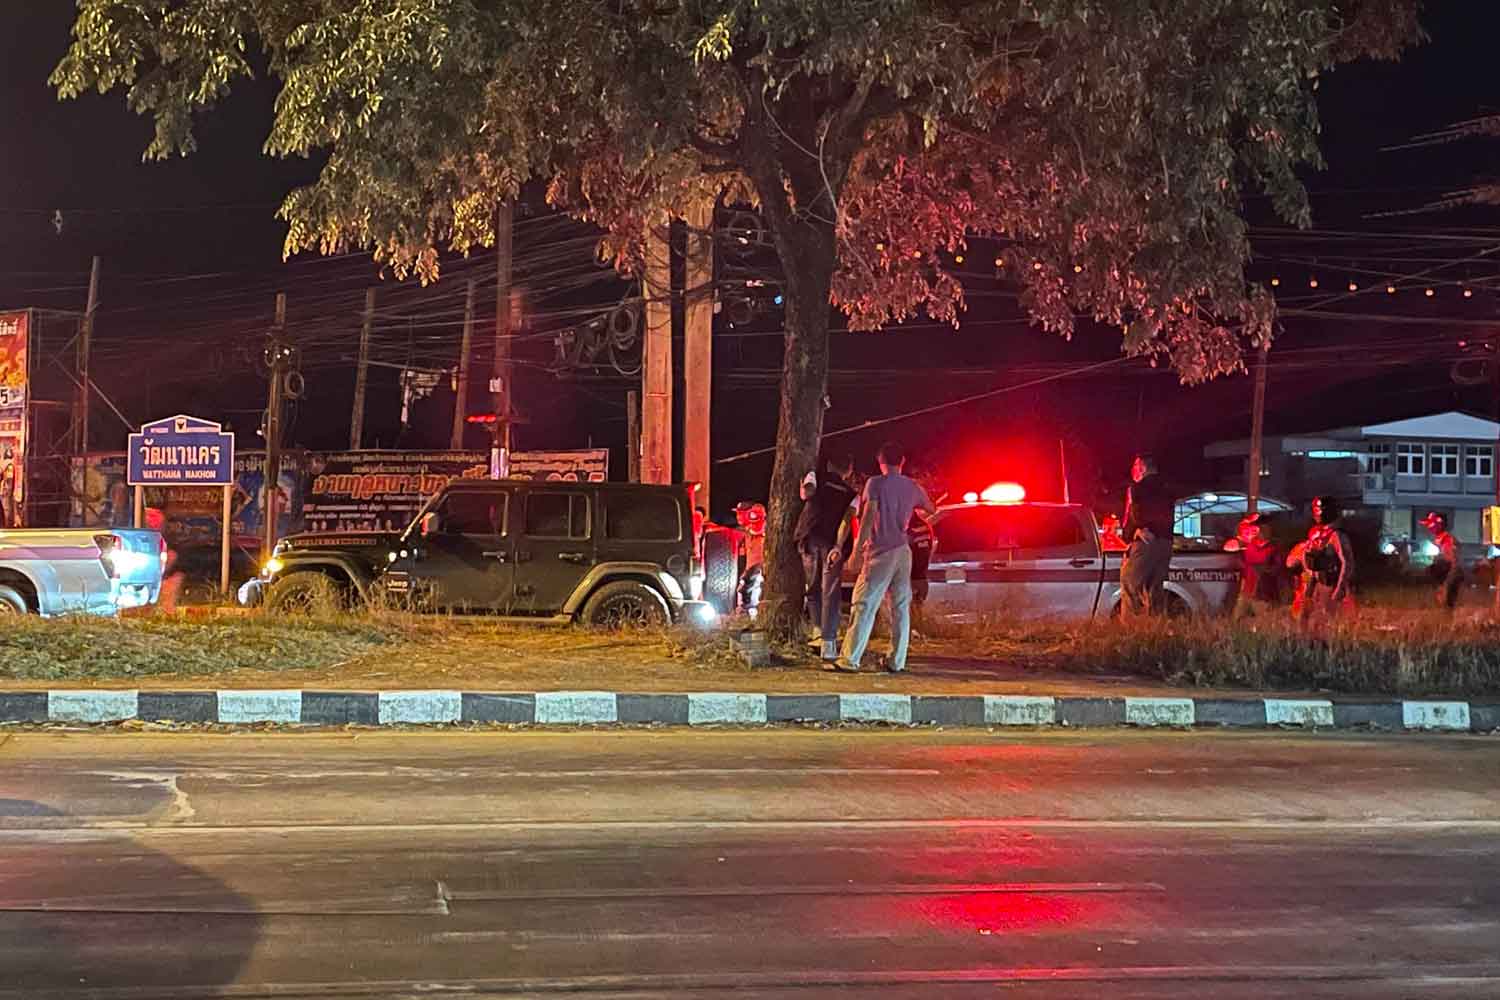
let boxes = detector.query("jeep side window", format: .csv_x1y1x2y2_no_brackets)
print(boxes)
441,491,506,535
604,492,681,541
525,492,590,539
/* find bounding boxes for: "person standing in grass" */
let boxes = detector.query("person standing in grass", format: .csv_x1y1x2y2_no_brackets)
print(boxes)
796,454,858,659
1120,454,1174,617
1232,513,1282,619
1421,511,1463,612
830,442,934,674
1294,496,1354,625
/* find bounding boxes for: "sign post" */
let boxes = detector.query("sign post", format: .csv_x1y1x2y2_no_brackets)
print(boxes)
128,414,237,595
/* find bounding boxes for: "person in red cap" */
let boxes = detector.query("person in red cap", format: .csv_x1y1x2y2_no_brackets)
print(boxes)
1232,513,1282,619
733,501,767,617
1420,511,1463,611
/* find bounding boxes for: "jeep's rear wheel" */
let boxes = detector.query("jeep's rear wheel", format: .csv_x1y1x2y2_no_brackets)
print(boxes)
581,581,670,629
265,572,347,616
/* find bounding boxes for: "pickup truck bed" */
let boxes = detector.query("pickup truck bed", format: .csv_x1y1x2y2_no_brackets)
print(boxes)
0,528,163,616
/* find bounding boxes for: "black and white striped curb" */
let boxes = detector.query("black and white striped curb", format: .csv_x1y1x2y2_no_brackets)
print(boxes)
0,690,1495,731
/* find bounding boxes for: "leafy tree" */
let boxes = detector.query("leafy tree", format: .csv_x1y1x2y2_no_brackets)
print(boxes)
54,0,1419,633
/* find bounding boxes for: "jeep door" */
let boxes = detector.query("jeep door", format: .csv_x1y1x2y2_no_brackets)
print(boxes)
401,488,513,610
513,488,595,614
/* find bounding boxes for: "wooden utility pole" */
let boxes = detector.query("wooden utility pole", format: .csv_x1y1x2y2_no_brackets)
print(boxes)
263,293,288,560
76,255,101,458
451,278,476,450
350,288,375,450
682,201,714,506
626,389,641,483
641,222,673,484
1246,341,1270,514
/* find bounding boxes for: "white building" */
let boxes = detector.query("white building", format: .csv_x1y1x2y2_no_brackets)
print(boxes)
1204,411,1498,546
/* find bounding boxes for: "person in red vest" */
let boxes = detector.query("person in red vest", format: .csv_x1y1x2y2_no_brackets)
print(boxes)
1231,513,1282,619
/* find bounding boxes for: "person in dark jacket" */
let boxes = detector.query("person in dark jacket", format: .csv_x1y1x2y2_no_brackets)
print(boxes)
797,454,857,658
1421,511,1463,611
1119,454,1174,617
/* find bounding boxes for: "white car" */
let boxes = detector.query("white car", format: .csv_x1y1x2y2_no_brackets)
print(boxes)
0,527,164,615
923,500,1240,623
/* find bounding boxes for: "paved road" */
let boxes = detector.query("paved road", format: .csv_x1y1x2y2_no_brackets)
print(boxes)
1,727,1497,998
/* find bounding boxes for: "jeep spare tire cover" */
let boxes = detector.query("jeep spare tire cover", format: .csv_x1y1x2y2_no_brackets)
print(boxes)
702,528,739,615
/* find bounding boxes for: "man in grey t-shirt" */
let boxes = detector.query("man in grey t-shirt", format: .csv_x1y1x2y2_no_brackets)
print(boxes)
830,442,934,673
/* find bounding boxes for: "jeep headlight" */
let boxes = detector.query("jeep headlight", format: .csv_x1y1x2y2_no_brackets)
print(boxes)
262,557,284,577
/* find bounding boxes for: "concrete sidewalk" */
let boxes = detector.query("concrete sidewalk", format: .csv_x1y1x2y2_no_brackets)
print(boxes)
3,687,1495,732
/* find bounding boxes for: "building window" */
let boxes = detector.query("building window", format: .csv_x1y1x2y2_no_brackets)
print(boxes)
1396,443,1425,476
1431,444,1460,477
1364,443,1391,473
1464,446,1493,479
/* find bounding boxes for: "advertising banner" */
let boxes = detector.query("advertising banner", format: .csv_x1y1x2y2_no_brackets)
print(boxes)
510,449,609,484
302,449,610,534
303,451,489,533
0,311,28,526
76,447,610,554
73,450,306,551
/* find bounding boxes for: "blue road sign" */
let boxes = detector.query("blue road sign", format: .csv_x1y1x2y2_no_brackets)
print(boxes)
127,414,236,487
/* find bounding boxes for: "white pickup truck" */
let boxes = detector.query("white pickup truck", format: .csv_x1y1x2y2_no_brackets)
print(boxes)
922,500,1240,623
0,528,164,616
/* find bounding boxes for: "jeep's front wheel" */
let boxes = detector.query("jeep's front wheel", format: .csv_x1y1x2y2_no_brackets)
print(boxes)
580,581,669,629
264,571,348,616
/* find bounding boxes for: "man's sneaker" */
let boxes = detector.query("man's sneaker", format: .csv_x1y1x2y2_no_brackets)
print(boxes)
821,639,838,661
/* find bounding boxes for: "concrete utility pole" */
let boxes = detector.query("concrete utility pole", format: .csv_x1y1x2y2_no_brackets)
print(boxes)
491,200,514,477
451,279,476,450
682,200,715,507
76,255,101,458
641,222,673,485
1246,341,1270,515
350,288,375,450
263,293,289,560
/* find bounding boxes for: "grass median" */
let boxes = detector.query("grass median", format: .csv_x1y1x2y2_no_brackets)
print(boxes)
3,597,1499,698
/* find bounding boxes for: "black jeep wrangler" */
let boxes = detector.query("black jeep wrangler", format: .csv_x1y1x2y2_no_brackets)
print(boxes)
239,480,716,627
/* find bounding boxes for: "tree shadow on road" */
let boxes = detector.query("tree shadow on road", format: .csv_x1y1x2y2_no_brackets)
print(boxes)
0,799,263,996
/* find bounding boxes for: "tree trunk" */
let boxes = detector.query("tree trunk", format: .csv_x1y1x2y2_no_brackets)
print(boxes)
758,223,837,640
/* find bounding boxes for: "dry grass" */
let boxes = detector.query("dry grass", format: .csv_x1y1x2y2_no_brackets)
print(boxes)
917,601,1500,698
6,591,1500,698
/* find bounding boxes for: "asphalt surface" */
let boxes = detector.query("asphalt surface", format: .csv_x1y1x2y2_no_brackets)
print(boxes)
1,728,1497,998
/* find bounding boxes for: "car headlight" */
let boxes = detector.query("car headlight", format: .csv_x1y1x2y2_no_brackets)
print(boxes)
263,557,284,576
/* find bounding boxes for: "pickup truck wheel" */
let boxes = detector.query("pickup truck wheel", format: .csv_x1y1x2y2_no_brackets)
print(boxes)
581,581,670,629
0,585,31,614
264,572,347,616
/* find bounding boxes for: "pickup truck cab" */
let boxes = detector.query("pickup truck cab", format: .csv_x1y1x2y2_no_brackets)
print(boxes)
0,527,164,615
923,500,1239,623
242,480,716,627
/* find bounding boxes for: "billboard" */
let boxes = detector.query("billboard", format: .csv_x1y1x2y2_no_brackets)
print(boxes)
303,451,489,533
0,311,28,526
303,449,610,533
75,447,609,551
73,450,307,551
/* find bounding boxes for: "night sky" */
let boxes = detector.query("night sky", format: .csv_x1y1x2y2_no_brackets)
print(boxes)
4,3,1500,517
